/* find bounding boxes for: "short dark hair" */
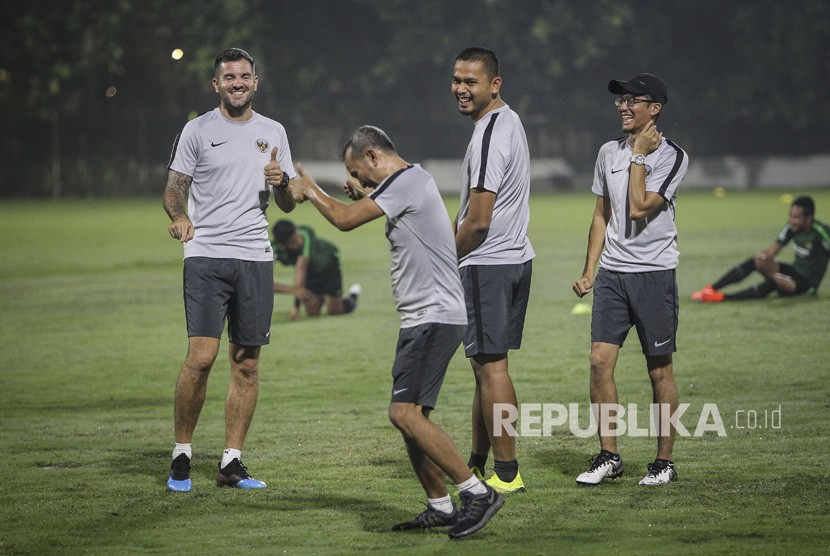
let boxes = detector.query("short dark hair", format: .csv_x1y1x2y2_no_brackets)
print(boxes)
214,47,255,76
342,125,397,160
272,219,296,244
455,47,499,79
792,195,815,217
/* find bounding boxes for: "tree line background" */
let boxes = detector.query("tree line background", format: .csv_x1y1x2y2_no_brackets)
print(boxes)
2,0,829,197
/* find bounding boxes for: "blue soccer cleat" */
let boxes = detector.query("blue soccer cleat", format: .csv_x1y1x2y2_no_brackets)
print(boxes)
216,458,267,489
167,453,192,492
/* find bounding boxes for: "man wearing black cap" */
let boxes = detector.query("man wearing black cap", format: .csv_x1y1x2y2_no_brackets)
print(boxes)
572,73,689,486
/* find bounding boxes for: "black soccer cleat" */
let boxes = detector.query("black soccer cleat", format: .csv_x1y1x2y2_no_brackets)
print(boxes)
448,483,504,539
167,453,192,492
216,458,267,489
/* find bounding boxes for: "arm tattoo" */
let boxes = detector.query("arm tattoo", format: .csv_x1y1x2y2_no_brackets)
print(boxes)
163,171,192,221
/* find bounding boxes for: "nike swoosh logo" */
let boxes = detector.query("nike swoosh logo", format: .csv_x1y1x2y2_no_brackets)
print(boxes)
211,141,228,147
464,342,476,350
611,167,627,174
654,338,672,347
392,388,408,396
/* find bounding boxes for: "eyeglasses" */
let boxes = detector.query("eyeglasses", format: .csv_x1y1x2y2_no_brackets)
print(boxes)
614,96,654,108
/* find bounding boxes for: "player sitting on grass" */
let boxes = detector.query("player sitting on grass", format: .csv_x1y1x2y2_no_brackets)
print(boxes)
692,196,830,302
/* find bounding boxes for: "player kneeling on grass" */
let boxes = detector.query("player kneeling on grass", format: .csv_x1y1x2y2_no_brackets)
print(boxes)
288,125,503,539
271,219,361,320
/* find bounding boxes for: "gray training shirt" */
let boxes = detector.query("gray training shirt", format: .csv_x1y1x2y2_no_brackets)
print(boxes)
457,104,535,267
168,108,296,262
592,137,689,272
369,164,467,328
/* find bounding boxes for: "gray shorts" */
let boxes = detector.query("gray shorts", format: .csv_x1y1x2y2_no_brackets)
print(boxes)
390,323,465,409
460,261,532,357
591,268,678,356
183,257,274,346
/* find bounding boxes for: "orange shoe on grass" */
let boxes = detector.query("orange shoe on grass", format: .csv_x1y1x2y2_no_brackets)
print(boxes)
691,285,724,303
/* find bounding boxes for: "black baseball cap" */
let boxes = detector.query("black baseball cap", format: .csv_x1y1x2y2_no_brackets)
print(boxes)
608,73,668,105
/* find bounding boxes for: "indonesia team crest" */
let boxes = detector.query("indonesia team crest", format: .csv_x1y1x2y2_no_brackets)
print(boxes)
256,139,269,153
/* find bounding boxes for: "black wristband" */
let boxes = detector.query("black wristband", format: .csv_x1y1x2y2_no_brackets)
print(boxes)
277,171,290,190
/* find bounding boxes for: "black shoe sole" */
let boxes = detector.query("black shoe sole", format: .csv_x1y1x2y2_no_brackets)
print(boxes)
391,522,454,531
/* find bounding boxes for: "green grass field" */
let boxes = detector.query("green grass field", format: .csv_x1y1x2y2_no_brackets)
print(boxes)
1,189,829,554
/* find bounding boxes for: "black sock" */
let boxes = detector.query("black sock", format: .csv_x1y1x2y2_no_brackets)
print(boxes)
343,295,357,314
494,459,518,483
712,258,756,290
725,278,776,300
600,449,619,460
468,452,488,476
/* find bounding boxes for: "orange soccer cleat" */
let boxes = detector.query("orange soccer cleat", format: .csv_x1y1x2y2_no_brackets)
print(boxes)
691,285,724,303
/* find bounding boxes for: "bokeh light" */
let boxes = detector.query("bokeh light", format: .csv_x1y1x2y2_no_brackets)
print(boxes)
171,48,184,60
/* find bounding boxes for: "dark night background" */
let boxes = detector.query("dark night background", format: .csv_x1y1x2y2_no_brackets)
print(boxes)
2,0,828,197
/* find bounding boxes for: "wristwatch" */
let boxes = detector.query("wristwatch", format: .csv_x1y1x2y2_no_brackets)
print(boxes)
277,171,290,190
630,154,646,166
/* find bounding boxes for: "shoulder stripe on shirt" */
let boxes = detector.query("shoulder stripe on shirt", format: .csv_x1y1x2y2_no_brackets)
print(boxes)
814,221,830,250
777,224,793,244
657,139,684,197
475,112,500,190
370,165,412,200
167,133,182,169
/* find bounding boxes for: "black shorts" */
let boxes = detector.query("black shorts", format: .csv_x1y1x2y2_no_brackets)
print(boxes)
591,268,678,356
776,263,812,295
390,323,465,409
306,266,343,298
183,257,274,346
460,261,532,357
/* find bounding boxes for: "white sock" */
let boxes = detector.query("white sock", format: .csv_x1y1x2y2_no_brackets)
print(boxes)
428,495,454,515
172,443,192,460
221,448,242,468
456,474,487,496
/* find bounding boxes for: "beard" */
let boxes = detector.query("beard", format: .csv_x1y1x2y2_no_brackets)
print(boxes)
221,91,254,118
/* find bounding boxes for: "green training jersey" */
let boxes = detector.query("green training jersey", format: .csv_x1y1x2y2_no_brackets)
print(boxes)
776,219,830,290
273,225,340,278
